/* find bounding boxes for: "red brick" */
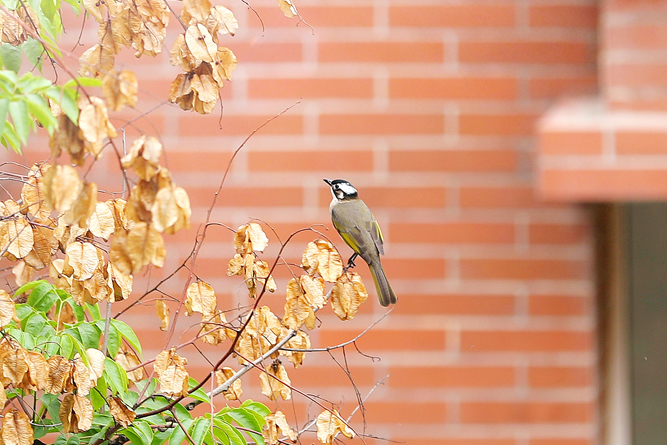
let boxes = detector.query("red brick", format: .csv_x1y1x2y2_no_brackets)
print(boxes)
319,186,446,208
248,78,374,99
390,222,515,244
606,23,667,49
249,150,373,172
459,40,593,64
389,4,515,27
540,131,603,155
319,329,446,351
608,64,667,88
319,42,444,63
540,169,667,201
382,258,447,279
461,331,593,352
529,295,590,316
390,77,516,100
390,366,515,387
164,151,234,172
250,6,374,27
398,440,515,445
529,223,588,244
528,366,593,387
529,5,598,28
459,113,537,136
289,365,376,387
397,294,515,315
179,114,304,136
460,186,542,208
186,186,302,207
460,258,589,280
616,131,667,154
389,149,517,172
528,75,598,99
530,440,593,445
362,402,446,424
320,113,444,135
460,402,593,423
230,42,302,63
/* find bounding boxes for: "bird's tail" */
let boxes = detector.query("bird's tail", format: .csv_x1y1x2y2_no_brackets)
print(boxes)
369,261,397,307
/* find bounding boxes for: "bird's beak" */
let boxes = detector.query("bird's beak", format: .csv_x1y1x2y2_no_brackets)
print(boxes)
323,178,332,186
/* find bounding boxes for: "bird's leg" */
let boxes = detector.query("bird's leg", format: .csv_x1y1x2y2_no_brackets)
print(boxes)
347,252,359,268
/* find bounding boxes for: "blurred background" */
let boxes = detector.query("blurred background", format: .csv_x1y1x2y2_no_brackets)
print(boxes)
6,0,667,443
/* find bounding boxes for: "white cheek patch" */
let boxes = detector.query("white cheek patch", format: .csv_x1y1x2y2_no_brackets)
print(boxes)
338,183,357,195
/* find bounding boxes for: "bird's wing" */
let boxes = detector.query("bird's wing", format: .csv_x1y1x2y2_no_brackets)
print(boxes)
367,218,384,256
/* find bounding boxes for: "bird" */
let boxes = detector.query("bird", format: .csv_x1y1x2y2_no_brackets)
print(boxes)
323,179,397,306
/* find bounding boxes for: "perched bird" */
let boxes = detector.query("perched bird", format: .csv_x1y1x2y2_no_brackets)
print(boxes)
324,179,397,306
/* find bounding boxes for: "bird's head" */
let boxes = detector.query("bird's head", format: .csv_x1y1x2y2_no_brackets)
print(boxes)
323,179,358,201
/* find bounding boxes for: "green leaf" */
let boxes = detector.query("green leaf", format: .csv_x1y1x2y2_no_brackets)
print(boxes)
22,312,47,337
22,40,44,70
77,322,101,350
14,279,46,298
67,299,86,323
189,418,211,445
85,303,102,320
169,418,192,445
58,332,74,357
17,74,52,93
134,420,155,445
240,399,271,418
64,77,102,88
187,377,210,404
122,427,145,445
62,331,87,360
9,99,30,144
111,319,143,355
44,86,78,123
1,122,21,153
0,97,9,136
27,281,59,312
15,304,33,321
212,418,245,445
90,374,107,411
104,357,129,398
226,407,265,445
0,43,21,72
26,93,57,133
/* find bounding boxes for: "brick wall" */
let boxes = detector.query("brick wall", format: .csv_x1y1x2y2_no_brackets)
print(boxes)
7,0,600,444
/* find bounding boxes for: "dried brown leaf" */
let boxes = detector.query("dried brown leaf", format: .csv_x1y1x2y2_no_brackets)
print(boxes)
277,0,298,18
43,165,83,215
185,23,217,63
316,410,354,444
264,411,297,444
155,299,169,331
185,281,216,316
259,360,291,401
108,396,136,427
21,163,51,219
280,330,310,368
46,355,72,394
154,349,189,397
302,240,343,282
1,409,34,445
115,347,145,383
60,393,93,433
215,367,242,401
283,278,315,330
65,242,99,281
63,182,97,228
102,70,138,111
0,290,16,329
86,348,105,380
330,272,368,321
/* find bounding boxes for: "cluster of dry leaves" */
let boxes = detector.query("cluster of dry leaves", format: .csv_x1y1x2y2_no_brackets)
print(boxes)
1,142,190,303
0,335,108,435
79,0,237,114
0,4,39,45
